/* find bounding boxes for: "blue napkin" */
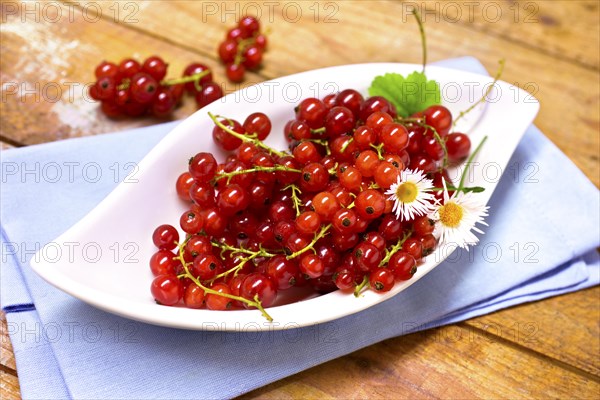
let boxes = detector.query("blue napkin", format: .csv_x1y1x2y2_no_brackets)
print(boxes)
1,58,598,400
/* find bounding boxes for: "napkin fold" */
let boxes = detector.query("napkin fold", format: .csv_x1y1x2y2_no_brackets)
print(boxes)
1,58,598,400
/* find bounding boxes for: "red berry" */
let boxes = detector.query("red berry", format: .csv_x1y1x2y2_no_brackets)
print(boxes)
219,39,238,64
240,273,277,308
151,274,183,306
142,56,168,81
239,15,260,37
369,268,395,292
152,224,179,250
446,132,471,161
195,82,223,108
130,73,158,104
184,62,213,88
226,63,245,82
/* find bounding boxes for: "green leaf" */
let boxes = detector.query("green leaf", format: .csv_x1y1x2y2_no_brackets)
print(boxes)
368,71,441,117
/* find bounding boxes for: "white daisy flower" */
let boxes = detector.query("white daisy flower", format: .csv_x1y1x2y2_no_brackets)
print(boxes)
430,180,489,250
385,168,437,221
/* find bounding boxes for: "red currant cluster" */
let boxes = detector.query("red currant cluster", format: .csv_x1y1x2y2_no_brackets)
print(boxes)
218,16,268,82
149,90,472,319
89,57,223,118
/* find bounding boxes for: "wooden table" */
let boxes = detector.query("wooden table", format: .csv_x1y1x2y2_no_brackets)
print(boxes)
1,1,598,398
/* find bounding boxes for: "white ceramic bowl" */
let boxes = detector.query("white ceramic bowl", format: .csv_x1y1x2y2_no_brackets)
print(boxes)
30,63,539,330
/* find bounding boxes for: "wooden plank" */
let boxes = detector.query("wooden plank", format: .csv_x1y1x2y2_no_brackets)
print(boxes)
71,0,600,187
240,324,600,399
420,0,599,70
0,371,20,400
465,286,600,377
0,1,261,146
0,312,16,372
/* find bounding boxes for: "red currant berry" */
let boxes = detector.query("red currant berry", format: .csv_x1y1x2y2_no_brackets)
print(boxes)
205,282,233,310
446,132,471,161
149,249,177,276
238,15,260,37
324,106,355,137
240,273,278,308
369,268,395,292
142,56,168,81
183,63,213,94
242,44,263,70
335,89,364,119
189,152,217,183
389,252,417,280
266,255,299,289
191,253,223,280
219,39,238,64
151,274,183,306
296,98,327,129
424,105,452,137
243,112,271,141
299,253,325,279
226,63,245,83
184,285,205,309
212,118,244,151
118,58,142,79
152,224,179,250
195,82,223,108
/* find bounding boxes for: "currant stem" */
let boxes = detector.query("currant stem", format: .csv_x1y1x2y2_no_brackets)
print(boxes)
175,238,273,321
380,229,413,267
286,224,332,260
412,8,427,74
353,275,369,298
208,112,287,157
453,59,505,127
207,252,256,284
370,143,385,160
458,135,488,191
340,137,354,153
161,70,211,87
117,78,130,91
214,165,301,184
283,184,303,216
211,240,277,259
234,37,256,66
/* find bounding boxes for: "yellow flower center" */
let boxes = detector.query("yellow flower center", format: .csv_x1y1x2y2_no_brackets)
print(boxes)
438,202,464,228
396,182,418,203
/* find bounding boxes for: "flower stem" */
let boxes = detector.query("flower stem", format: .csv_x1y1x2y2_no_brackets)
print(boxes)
458,135,488,191
208,112,287,158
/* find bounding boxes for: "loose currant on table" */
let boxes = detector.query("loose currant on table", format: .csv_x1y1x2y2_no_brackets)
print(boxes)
218,15,268,82
90,56,223,118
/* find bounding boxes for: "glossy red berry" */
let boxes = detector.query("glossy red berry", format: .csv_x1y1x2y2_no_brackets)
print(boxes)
151,274,183,306
152,224,179,250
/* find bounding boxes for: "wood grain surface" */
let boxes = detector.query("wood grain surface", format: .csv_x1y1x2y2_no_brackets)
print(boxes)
1,1,598,399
